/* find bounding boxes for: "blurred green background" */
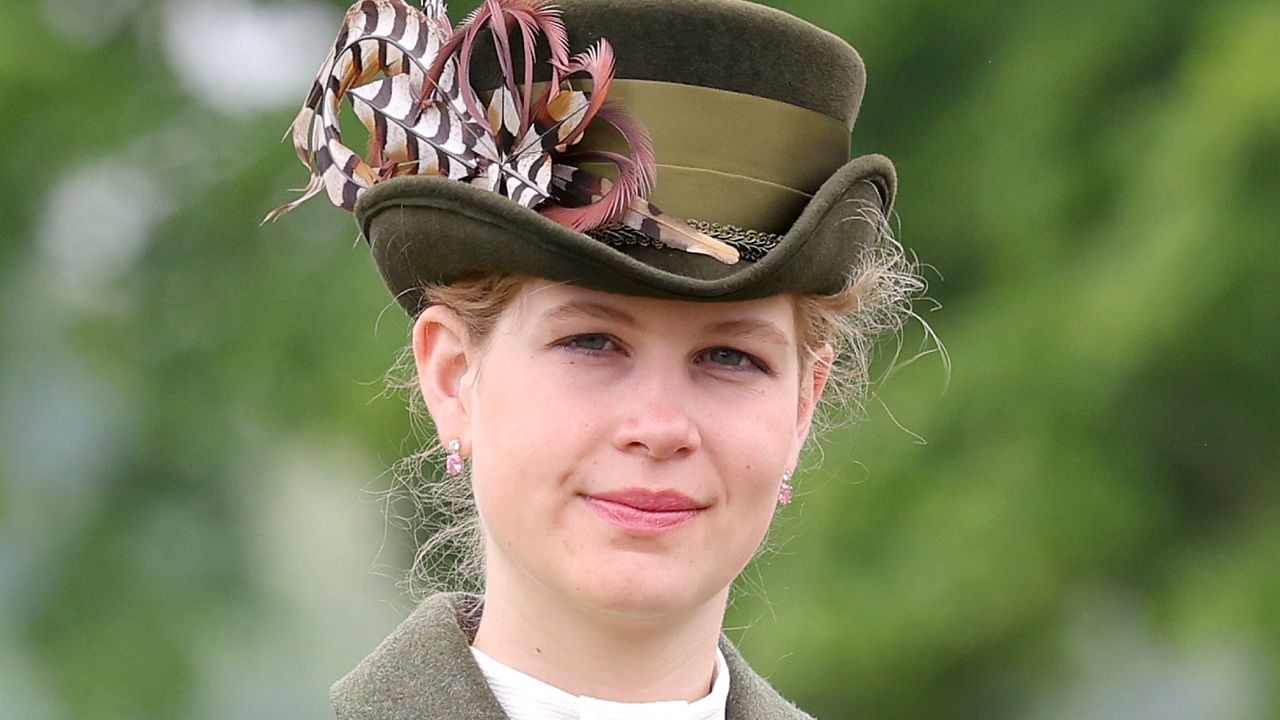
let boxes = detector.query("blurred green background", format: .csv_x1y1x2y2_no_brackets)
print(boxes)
2,0,1277,718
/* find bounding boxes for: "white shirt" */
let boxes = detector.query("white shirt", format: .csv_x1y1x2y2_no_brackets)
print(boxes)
470,646,731,720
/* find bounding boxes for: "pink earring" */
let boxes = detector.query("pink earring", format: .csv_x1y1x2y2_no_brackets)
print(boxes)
778,470,794,506
445,439,465,477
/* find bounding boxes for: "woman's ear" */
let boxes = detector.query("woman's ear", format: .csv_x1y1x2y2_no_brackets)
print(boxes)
790,343,834,462
412,305,472,449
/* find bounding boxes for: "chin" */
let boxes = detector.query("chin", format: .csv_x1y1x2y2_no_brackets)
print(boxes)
580,579,702,619
568,553,726,620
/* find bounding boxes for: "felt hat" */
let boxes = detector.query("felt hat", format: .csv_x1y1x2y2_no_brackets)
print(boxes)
273,0,894,314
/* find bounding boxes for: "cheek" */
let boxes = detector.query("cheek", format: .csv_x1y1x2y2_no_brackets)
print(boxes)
715,384,800,459
733,392,800,486
705,389,799,522
465,355,599,509
466,361,536,522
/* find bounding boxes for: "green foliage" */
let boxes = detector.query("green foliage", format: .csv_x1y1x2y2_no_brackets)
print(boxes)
1,0,1275,718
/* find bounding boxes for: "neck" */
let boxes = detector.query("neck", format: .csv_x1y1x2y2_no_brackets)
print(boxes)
472,554,727,703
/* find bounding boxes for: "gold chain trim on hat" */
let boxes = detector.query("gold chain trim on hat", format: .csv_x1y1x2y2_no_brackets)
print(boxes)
589,220,783,262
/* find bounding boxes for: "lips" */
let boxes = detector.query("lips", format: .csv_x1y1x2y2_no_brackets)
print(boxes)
583,488,707,535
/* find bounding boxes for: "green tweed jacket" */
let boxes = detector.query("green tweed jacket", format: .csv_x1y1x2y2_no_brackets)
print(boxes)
331,593,814,719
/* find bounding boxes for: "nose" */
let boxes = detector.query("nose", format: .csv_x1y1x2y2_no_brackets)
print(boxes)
611,367,702,460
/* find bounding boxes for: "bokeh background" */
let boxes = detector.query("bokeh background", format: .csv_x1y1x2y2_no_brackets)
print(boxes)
2,0,1277,718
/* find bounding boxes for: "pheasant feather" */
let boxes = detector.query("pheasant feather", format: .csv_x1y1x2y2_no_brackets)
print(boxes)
265,0,738,266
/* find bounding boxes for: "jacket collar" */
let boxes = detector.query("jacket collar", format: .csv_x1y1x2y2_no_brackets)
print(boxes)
331,593,811,719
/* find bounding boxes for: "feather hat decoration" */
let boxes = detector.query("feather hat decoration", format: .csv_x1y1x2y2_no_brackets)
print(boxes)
266,0,739,264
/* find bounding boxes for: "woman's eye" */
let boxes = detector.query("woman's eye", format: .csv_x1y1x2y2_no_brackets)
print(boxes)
564,334,615,353
701,347,762,371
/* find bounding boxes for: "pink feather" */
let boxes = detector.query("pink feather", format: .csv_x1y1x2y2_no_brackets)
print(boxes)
554,39,616,149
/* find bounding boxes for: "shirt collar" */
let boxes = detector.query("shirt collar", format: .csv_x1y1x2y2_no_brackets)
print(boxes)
330,593,812,720
470,645,730,720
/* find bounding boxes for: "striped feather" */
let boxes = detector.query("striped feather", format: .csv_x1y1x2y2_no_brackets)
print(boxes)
349,75,476,179
547,165,740,264
267,0,457,221
268,0,733,266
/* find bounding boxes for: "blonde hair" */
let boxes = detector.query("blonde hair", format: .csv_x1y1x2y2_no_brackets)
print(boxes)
380,205,930,597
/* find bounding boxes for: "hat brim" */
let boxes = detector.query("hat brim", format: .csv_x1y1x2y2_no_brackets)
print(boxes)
356,154,896,315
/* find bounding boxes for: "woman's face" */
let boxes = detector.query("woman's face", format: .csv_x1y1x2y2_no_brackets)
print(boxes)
440,281,825,619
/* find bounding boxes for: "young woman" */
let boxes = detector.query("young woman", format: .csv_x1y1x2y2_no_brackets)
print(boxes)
269,0,923,716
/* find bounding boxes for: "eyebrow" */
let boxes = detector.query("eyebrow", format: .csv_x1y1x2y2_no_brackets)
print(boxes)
544,300,639,326
701,318,791,348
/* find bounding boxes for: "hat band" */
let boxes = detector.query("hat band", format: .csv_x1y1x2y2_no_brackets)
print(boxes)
576,162,812,235
568,79,852,234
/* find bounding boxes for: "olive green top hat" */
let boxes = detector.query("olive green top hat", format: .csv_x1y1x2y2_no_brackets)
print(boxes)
269,0,894,315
